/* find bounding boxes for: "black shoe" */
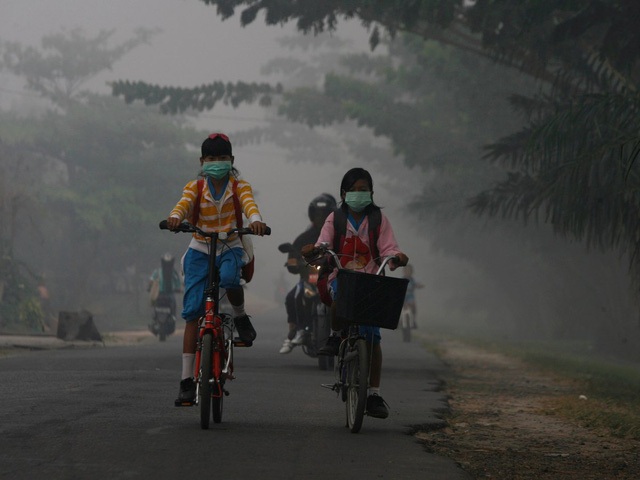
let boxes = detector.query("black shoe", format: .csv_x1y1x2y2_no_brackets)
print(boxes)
234,314,257,346
318,334,341,356
366,394,389,419
175,377,196,406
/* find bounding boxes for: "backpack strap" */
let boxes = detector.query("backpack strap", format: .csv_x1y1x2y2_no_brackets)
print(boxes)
332,207,382,263
231,179,243,228
332,208,347,254
232,179,255,282
368,208,382,263
190,178,205,225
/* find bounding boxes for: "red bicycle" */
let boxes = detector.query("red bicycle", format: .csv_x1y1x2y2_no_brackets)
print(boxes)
160,220,270,428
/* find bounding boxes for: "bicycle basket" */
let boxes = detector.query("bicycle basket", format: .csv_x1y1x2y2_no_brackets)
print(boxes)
335,270,409,330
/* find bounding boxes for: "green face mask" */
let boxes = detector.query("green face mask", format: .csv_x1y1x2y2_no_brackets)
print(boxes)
344,191,372,212
202,160,232,179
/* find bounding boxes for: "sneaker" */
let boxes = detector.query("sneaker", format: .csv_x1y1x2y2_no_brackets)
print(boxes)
175,377,196,406
366,394,389,419
279,338,294,354
234,314,257,346
317,334,341,356
290,329,307,346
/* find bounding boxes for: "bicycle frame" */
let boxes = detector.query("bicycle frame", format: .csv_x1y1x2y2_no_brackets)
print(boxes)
193,238,234,404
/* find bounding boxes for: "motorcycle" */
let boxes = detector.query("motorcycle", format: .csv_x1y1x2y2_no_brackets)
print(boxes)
279,242,334,371
149,292,176,342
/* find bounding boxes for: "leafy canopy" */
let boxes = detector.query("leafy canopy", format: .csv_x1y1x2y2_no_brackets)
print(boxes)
110,1,640,289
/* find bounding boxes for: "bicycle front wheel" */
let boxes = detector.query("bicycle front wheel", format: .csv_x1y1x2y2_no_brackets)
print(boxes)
199,332,213,429
211,341,228,424
346,338,368,433
212,383,224,423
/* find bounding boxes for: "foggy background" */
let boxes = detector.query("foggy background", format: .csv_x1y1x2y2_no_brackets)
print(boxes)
0,1,434,319
2,0,639,360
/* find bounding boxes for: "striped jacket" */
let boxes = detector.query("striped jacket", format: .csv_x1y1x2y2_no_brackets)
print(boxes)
169,175,262,255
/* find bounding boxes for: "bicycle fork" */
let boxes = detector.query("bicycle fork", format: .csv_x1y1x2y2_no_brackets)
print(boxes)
194,304,233,403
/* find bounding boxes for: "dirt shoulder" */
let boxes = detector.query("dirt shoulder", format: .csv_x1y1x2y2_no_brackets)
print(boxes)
0,329,157,356
417,336,640,479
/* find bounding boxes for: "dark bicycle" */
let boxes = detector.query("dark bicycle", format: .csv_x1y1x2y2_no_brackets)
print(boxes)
160,220,270,429
313,243,408,433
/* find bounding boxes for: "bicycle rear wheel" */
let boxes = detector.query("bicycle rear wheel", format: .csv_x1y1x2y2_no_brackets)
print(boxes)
199,332,213,429
319,354,334,371
346,339,368,433
316,305,334,371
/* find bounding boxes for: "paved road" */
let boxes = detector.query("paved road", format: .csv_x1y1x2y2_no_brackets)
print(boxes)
0,310,471,480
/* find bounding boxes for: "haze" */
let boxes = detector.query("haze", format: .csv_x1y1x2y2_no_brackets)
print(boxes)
4,0,637,363
1,0,436,322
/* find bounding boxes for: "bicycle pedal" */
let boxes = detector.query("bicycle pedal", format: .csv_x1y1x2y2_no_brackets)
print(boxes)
233,338,252,347
174,399,195,407
321,383,339,392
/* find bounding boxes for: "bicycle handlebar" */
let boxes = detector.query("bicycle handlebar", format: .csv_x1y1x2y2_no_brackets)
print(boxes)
312,242,400,276
159,220,271,237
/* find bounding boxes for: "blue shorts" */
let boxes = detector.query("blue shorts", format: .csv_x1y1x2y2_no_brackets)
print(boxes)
329,277,381,344
182,247,244,322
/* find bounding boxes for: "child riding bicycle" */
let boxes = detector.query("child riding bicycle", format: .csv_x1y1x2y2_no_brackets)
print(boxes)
302,167,408,419
165,133,268,405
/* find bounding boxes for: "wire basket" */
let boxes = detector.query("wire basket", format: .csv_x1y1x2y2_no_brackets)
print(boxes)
335,270,409,330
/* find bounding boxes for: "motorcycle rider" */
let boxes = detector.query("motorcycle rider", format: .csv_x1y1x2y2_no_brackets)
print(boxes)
279,194,337,354
148,253,182,334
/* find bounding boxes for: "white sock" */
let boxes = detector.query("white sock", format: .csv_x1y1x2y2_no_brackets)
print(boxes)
182,353,195,380
368,387,380,397
232,302,245,317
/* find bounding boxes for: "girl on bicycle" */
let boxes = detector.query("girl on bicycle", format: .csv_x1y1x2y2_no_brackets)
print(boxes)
166,133,268,405
302,167,408,419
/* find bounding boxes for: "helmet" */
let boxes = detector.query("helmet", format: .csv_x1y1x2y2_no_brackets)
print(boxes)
161,252,174,263
308,193,337,222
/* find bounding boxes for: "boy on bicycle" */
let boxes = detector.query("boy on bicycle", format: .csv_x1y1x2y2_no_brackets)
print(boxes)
165,133,268,405
302,167,408,419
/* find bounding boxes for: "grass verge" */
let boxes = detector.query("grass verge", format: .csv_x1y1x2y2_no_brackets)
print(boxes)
426,331,640,440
